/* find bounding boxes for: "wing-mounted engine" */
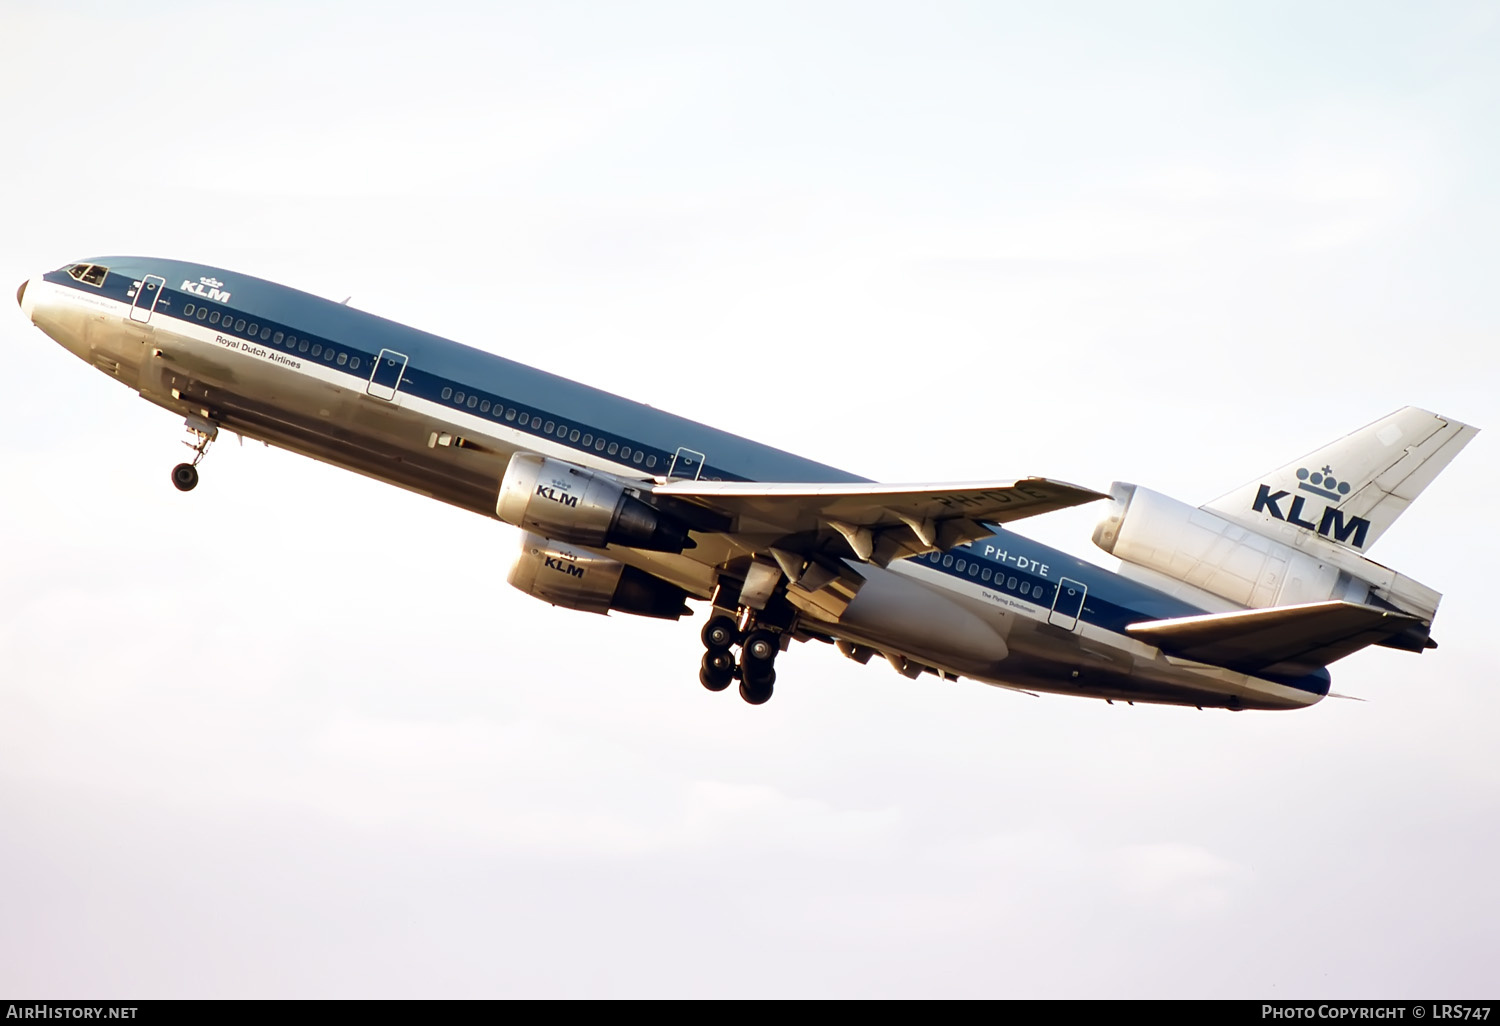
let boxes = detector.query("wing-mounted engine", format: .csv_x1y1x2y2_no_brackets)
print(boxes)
496,453,693,553
1092,483,1440,650
508,532,691,620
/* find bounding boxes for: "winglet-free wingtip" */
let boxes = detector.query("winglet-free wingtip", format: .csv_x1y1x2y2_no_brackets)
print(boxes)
1022,476,1112,502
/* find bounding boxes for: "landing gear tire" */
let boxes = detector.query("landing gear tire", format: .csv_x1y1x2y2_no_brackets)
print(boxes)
171,463,199,492
699,651,735,692
701,615,738,651
739,671,775,706
742,629,778,666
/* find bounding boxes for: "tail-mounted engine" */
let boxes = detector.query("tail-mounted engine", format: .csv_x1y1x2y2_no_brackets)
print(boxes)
496,453,693,553
508,532,691,620
1092,483,1440,649
1093,483,1337,609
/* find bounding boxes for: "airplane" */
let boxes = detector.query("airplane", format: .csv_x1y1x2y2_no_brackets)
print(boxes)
14,258,1479,711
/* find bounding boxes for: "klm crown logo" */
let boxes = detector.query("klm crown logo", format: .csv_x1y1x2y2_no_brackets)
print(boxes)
1296,465,1352,501
1252,465,1370,548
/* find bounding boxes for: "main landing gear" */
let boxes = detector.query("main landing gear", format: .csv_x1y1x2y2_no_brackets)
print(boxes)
171,415,218,492
699,611,782,706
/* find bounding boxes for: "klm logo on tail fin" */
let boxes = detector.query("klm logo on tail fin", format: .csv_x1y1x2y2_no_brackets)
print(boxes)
1252,466,1371,548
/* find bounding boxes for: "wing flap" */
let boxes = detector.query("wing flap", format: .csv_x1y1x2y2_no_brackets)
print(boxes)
1126,601,1428,676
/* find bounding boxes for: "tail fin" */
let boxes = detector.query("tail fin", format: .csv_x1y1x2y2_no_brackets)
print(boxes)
1202,407,1478,554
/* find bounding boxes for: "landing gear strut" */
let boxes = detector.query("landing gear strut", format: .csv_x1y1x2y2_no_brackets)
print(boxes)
698,611,782,705
172,415,217,492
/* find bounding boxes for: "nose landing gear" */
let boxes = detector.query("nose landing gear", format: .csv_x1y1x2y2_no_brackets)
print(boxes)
171,415,218,492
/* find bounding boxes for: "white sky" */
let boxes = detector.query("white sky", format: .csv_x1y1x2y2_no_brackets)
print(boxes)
2,0,1497,998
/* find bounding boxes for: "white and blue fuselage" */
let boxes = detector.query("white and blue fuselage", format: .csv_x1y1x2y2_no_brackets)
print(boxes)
17,256,1376,711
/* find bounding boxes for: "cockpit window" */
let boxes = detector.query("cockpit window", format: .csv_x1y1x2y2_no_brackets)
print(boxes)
67,264,108,287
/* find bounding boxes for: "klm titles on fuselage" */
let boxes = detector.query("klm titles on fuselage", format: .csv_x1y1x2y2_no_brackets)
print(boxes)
213,334,302,369
180,276,231,303
1252,485,1371,548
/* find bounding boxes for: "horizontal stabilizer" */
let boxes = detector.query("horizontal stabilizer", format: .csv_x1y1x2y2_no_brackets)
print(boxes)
1126,601,1428,677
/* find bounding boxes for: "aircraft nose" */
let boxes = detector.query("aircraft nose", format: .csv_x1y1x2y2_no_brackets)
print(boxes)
16,277,36,320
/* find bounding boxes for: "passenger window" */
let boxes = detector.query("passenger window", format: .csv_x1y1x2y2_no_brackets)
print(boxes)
248,323,258,335
1007,576,1017,590
581,433,592,446
544,421,554,432
981,568,991,581
632,452,643,464
969,564,979,576
955,559,966,572
273,331,284,344
519,414,530,426
646,455,656,468
184,303,195,316
311,344,322,357
337,353,347,366
298,340,309,353
466,395,477,408
943,555,954,567
505,409,516,421
454,391,464,404
480,400,490,413
197,307,208,320
1019,582,1030,595
209,311,220,325
556,424,567,437
285,335,296,348
234,319,246,332
607,442,618,454
323,348,334,362
569,429,580,442
595,438,605,451
350,357,360,371
261,327,272,341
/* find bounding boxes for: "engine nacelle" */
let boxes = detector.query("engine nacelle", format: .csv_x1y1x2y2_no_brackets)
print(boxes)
507,533,691,619
1093,482,1441,650
1092,483,1349,609
496,453,693,553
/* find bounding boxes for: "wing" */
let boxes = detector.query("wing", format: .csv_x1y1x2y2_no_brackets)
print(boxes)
637,476,1104,621
650,476,1107,564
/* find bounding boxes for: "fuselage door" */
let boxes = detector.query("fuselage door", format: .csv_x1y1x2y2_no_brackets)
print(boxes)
129,275,166,323
367,349,408,401
669,447,706,480
1048,577,1087,631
